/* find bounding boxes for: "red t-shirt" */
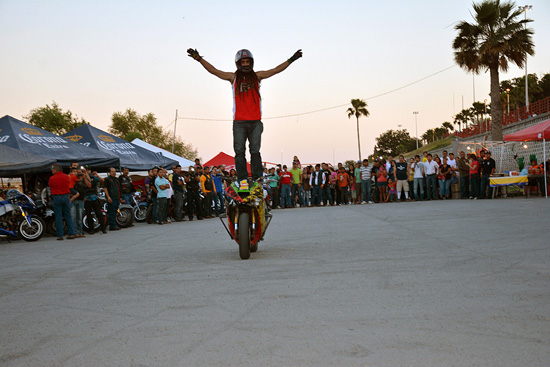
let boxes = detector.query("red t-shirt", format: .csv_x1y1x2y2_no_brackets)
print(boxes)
337,172,349,188
49,171,70,195
279,171,292,185
469,161,479,175
69,174,79,189
233,77,261,121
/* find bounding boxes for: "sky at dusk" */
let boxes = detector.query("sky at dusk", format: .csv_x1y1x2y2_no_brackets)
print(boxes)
1,0,549,166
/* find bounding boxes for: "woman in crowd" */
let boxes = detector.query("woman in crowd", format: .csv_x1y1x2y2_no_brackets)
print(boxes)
329,167,337,206
438,158,452,200
467,153,480,199
348,163,358,204
408,157,415,200
301,165,312,207
377,161,388,203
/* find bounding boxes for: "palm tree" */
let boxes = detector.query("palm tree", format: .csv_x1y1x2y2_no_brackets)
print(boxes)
442,121,454,134
347,99,370,161
453,0,534,141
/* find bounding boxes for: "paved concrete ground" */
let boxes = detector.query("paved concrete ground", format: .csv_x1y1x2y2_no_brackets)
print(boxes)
1,198,549,367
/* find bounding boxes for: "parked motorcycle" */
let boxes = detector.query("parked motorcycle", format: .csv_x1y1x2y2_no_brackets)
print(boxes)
0,189,45,242
130,186,148,222
220,178,273,260
82,190,134,230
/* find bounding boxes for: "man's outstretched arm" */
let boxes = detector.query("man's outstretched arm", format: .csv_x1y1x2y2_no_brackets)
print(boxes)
187,48,234,82
256,49,303,81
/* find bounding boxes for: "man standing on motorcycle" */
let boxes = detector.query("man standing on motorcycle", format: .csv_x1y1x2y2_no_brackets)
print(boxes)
48,163,76,240
187,48,303,185
103,167,122,231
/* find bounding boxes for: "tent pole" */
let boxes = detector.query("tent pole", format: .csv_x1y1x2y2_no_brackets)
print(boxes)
544,138,547,199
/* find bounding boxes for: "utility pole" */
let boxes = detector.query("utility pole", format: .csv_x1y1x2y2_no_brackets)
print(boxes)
519,5,533,114
172,109,178,153
413,111,419,150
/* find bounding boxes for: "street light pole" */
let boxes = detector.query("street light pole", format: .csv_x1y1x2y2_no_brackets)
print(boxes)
519,5,532,114
413,111,419,149
505,88,510,114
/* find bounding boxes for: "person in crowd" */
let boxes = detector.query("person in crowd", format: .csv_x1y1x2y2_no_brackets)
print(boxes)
376,161,388,203
172,165,185,222
289,161,303,207
387,178,397,202
145,167,159,223
347,163,357,204
279,165,293,208
479,150,495,199
293,156,302,168
438,157,452,200
211,166,225,216
422,151,428,163
407,157,415,200
69,166,79,190
394,155,409,201
329,167,338,205
447,152,458,178
69,168,86,238
118,167,134,205
83,167,107,234
467,153,480,200
457,151,470,199
354,161,362,205
301,165,312,207
200,166,216,218
309,164,325,206
528,159,544,196
266,167,280,208
321,163,332,205
155,168,171,224
184,166,203,220
424,153,439,200
337,166,350,205
229,168,237,179
49,163,76,240
411,155,424,201
103,167,122,231
386,156,396,183
360,159,373,204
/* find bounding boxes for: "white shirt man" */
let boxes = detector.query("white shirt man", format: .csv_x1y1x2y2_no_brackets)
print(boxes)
424,158,439,175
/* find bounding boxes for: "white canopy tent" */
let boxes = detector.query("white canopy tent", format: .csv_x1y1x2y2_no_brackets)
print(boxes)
131,138,195,168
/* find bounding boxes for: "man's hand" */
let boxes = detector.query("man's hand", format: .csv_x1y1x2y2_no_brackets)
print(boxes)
187,48,202,61
288,49,303,64
108,197,112,204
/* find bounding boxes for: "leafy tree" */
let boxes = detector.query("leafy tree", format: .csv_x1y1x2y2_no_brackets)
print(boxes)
109,108,198,160
500,73,544,110
373,129,419,157
24,101,88,135
346,99,370,161
453,0,535,141
442,121,454,133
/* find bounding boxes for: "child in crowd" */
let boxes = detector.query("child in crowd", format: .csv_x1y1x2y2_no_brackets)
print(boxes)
387,178,397,202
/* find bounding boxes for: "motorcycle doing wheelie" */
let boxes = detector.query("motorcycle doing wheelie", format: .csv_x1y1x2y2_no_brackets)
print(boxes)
0,189,45,242
219,178,272,260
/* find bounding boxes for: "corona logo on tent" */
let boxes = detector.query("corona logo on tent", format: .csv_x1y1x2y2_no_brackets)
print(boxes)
21,127,42,135
98,134,115,143
64,134,82,142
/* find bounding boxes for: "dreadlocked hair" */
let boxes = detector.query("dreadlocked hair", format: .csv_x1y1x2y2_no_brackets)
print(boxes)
234,69,260,102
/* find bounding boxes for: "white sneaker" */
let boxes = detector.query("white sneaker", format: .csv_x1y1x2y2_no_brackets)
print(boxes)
368,201,374,204
361,201,367,204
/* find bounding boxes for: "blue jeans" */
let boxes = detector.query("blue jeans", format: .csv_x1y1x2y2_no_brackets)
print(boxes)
413,178,424,200
70,200,84,235
439,179,451,197
215,191,225,213
152,197,158,222
311,186,322,205
479,175,492,199
121,193,133,205
53,194,74,237
425,175,437,200
291,184,303,206
107,200,120,229
361,180,372,202
323,184,332,205
281,184,292,207
233,120,263,181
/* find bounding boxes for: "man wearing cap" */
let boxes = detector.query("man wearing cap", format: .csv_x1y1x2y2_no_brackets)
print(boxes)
479,150,496,199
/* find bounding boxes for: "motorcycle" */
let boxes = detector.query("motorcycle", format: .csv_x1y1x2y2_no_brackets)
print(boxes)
131,186,148,222
0,189,45,242
219,178,273,260
82,190,134,231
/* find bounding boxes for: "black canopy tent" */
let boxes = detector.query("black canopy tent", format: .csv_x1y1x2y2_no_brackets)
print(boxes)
62,124,178,171
0,144,56,176
0,115,120,169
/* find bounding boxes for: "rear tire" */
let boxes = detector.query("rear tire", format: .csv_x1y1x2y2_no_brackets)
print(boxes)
238,212,251,260
117,207,134,228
